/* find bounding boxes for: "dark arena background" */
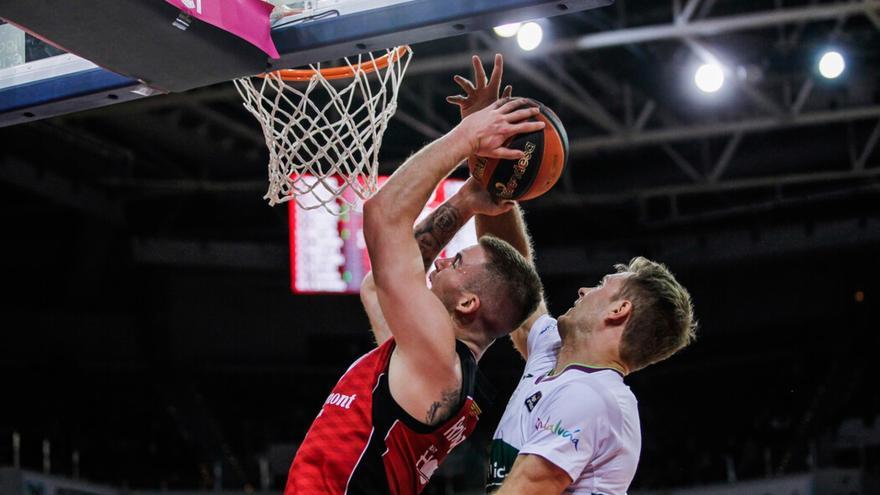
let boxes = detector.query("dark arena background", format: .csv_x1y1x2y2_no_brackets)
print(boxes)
1,0,879,494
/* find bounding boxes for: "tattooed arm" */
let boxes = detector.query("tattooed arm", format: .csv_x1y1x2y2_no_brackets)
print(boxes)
362,178,511,345
362,191,473,345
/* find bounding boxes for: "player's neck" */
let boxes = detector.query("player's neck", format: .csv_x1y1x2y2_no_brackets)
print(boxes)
555,341,627,376
455,324,494,362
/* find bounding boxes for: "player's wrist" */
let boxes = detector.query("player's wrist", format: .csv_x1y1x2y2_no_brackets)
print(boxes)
446,187,477,218
446,123,478,161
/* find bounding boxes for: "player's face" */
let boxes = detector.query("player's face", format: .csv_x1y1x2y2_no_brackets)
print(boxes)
428,245,488,309
557,272,630,336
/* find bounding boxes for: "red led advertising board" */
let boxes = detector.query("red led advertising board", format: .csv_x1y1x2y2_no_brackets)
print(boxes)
289,177,477,294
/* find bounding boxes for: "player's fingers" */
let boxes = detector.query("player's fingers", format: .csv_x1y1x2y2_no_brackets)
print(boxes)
453,75,476,94
446,95,466,105
497,97,532,113
491,147,526,160
508,120,546,134
472,55,488,88
504,106,541,122
487,53,503,89
491,97,511,109
502,85,513,99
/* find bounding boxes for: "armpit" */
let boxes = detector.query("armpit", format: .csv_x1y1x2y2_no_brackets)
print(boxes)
425,386,462,426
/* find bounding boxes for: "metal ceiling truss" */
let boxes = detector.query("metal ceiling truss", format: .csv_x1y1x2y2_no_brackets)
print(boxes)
404,1,880,218
409,1,880,77
571,105,880,152
568,0,879,50
480,0,880,224
11,0,875,228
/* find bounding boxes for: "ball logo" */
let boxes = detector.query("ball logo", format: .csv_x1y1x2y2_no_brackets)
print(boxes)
472,157,488,180
493,141,536,199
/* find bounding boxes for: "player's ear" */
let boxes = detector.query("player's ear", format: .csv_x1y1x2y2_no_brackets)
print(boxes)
606,299,631,327
456,292,481,315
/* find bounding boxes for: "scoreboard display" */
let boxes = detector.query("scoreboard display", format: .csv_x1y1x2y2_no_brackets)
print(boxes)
289,177,477,294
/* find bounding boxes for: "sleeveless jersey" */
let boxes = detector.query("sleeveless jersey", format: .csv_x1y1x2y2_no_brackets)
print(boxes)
286,338,489,495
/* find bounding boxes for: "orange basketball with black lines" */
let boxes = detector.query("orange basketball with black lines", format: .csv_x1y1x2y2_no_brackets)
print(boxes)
469,99,568,201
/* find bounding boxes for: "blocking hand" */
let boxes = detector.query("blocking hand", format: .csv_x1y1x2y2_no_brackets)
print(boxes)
447,54,513,119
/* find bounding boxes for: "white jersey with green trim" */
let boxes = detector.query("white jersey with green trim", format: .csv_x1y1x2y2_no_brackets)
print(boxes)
487,314,641,495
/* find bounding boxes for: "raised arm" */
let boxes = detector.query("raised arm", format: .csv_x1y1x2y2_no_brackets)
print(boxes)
361,180,509,345
363,99,544,423
447,54,549,360
475,204,533,262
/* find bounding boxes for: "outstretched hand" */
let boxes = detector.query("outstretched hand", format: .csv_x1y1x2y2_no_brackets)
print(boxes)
458,98,545,160
447,54,513,119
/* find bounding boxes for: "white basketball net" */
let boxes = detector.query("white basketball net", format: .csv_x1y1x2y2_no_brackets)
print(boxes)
234,46,412,212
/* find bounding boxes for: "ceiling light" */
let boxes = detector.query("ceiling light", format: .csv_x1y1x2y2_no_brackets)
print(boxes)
516,22,543,51
818,50,845,79
493,23,522,38
694,63,725,93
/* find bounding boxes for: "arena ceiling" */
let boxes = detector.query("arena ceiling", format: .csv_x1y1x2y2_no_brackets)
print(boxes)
1,1,878,258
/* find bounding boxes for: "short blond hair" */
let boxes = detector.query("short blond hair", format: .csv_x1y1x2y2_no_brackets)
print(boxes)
614,257,697,372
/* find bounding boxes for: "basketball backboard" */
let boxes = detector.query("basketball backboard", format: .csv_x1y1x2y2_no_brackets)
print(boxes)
0,21,151,127
0,0,613,127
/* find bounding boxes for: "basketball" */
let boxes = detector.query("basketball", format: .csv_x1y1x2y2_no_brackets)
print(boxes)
469,99,569,202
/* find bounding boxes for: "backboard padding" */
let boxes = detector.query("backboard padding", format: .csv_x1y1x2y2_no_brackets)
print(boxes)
0,0,268,92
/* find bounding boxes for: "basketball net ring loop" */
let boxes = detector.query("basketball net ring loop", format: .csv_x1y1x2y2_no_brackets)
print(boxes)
270,46,410,81
234,45,413,214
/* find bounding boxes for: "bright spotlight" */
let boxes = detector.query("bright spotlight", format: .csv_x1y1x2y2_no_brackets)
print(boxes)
516,22,543,51
493,22,522,38
694,64,725,93
818,51,845,79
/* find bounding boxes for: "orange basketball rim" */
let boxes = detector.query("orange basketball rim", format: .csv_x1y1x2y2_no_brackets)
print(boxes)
265,46,411,81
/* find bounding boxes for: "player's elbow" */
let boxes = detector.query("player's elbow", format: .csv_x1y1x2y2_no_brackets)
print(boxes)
365,190,410,230
362,197,384,249
364,197,409,257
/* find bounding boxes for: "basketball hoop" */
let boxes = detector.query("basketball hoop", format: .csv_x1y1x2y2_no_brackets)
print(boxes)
234,46,412,212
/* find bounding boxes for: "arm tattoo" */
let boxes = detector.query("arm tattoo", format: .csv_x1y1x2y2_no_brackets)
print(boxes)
425,386,462,425
413,203,466,270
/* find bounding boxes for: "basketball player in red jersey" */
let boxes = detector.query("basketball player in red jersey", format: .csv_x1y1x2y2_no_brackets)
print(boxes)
284,81,545,493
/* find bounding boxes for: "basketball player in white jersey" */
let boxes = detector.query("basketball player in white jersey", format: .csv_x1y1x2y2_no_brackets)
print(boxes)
446,54,698,495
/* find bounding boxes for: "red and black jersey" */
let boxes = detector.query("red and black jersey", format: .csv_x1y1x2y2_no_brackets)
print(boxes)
285,338,491,495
